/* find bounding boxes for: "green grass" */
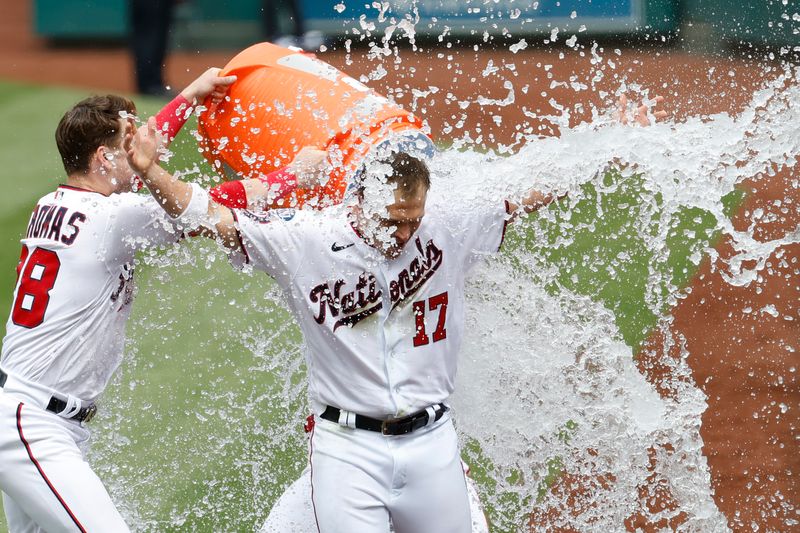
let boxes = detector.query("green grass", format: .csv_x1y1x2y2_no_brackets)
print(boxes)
504,170,744,350
0,80,746,531
92,247,308,531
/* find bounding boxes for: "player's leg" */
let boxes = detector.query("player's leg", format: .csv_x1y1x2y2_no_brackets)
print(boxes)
0,401,129,533
388,418,473,533
3,491,55,533
260,464,489,533
309,419,392,533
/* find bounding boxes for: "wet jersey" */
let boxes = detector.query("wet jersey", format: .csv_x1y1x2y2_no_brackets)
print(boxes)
0,185,183,402
234,199,510,419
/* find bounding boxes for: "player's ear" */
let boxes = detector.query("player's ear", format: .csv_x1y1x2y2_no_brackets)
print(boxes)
95,145,114,173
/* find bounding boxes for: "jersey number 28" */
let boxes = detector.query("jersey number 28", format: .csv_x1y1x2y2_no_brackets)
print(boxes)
12,247,61,329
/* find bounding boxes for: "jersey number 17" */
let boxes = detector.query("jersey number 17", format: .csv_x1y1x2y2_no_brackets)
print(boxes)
412,291,448,347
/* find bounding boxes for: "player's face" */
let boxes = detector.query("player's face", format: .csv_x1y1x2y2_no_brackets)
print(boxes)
370,184,427,259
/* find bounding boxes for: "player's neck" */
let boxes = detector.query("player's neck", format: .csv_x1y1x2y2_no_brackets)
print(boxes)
66,172,114,196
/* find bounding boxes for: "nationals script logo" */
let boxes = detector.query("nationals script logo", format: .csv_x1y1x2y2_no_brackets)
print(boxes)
309,237,443,331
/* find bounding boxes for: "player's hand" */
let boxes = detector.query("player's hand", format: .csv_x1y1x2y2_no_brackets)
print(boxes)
125,117,163,175
616,95,667,126
289,147,331,189
180,67,237,105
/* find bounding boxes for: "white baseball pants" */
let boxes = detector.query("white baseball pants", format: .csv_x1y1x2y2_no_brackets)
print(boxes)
0,390,129,533
260,461,489,533
293,414,475,533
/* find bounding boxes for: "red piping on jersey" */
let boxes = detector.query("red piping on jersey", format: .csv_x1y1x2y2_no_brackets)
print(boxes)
16,403,88,533
349,221,364,240
230,210,250,264
309,422,322,533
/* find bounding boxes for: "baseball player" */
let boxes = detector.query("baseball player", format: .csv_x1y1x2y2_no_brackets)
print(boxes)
127,114,563,531
0,69,242,532
127,87,666,531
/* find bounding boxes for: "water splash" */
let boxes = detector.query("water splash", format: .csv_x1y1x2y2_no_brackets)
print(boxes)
426,64,799,530
85,20,800,533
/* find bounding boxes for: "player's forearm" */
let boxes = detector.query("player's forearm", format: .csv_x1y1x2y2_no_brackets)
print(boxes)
140,164,242,249
154,68,238,145
139,164,195,219
507,189,566,216
209,204,243,251
246,167,298,208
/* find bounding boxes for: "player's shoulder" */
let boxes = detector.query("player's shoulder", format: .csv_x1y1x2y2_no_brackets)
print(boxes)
107,191,158,208
419,208,452,234
49,186,148,210
100,192,170,226
34,185,112,218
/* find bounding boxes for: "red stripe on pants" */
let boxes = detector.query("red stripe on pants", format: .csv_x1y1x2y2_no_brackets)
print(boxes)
15,403,87,533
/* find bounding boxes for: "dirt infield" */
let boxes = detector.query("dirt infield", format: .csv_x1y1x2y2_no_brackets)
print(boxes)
2,1,796,531
637,166,799,532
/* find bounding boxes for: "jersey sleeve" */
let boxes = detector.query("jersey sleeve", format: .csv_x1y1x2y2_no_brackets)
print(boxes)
230,208,308,284
432,195,511,269
106,193,184,253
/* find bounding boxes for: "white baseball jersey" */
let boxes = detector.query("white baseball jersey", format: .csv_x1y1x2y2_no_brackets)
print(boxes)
1,185,183,402
233,197,510,419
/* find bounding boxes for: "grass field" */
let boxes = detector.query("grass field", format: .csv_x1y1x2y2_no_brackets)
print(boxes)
0,80,743,531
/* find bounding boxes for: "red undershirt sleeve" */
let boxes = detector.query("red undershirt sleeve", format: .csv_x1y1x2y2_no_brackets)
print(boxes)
154,94,192,145
209,167,299,209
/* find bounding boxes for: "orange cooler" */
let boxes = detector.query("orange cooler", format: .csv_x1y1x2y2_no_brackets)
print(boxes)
198,42,433,208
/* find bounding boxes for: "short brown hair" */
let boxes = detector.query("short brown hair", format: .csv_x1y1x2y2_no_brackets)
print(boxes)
356,152,430,197
387,152,430,193
55,95,136,175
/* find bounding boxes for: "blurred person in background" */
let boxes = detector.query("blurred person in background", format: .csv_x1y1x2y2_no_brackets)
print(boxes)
263,0,325,51
130,0,175,96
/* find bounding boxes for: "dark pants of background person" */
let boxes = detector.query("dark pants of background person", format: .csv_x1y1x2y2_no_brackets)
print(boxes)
263,0,304,40
130,0,175,96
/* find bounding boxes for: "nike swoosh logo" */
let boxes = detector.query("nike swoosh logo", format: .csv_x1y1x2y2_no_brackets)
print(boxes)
331,242,355,252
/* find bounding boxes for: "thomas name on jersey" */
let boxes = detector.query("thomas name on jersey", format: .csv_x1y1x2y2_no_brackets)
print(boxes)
25,202,86,245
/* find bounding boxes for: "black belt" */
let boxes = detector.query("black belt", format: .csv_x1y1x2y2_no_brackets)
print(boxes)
321,404,448,436
0,369,97,423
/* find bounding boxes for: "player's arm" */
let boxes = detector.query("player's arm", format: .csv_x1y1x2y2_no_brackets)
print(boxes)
506,189,567,218
126,117,242,250
127,119,326,252
209,147,329,209
154,68,237,146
